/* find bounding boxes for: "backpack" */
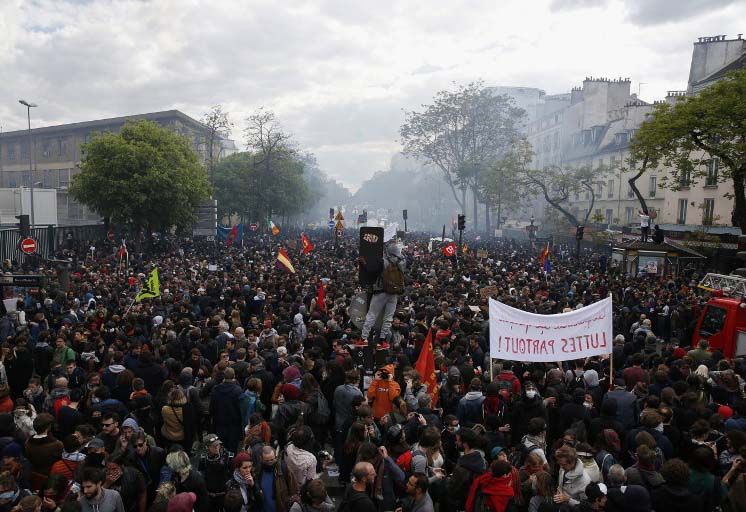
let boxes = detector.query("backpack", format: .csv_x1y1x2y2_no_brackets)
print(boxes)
510,440,539,469
472,484,494,512
381,258,404,295
567,371,584,392
397,448,425,477
308,392,330,425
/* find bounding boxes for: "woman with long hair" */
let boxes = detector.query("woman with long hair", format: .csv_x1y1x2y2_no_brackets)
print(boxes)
160,388,195,451
339,422,366,484
300,373,327,449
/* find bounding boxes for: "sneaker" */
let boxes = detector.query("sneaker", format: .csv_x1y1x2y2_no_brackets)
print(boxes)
378,341,390,350
354,339,368,346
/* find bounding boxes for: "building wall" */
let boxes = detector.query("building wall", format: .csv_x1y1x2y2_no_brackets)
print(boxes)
688,35,746,93
0,110,223,226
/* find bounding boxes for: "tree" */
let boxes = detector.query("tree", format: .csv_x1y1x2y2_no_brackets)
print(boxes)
399,81,525,218
480,154,525,232
71,120,210,233
630,69,746,231
213,152,257,220
244,108,297,220
200,105,233,184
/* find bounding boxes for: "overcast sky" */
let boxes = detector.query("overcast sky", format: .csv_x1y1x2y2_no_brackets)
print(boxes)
1,0,744,190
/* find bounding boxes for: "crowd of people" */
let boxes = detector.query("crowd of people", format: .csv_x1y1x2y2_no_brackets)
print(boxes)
0,231,741,512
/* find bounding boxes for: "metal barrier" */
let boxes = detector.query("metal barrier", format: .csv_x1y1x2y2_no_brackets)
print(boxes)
0,224,105,262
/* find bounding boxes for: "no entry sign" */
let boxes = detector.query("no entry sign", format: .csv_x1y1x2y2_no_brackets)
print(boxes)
20,238,37,255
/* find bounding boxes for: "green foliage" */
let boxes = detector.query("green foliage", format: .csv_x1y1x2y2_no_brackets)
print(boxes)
213,151,316,221
400,81,525,211
630,69,746,231
71,120,210,232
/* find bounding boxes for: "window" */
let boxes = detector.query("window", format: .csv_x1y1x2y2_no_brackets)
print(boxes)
5,144,13,161
699,306,726,338
625,207,634,225
607,179,614,198
679,169,691,188
706,158,719,186
20,141,29,160
649,176,657,197
57,138,68,157
677,199,688,225
703,198,715,225
627,185,635,198
553,132,559,149
610,156,617,169
596,183,603,195
605,209,613,225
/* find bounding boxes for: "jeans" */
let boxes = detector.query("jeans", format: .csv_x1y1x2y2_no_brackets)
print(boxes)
361,292,398,341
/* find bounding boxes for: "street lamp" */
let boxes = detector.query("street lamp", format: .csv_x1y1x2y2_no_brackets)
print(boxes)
18,99,37,227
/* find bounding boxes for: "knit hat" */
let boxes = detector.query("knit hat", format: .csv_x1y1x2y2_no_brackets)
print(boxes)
623,485,651,512
1,442,21,459
277,346,288,357
672,347,687,359
122,418,139,431
717,405,734,420
282,365,301,383
167,493,197,512
232,451,252,469
583,369,599,388
281,383,302,400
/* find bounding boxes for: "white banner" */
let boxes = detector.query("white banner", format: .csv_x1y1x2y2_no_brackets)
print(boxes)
383,223,399,242
489,296,613,362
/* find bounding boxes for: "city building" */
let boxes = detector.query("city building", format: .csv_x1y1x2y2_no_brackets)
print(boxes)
527,34,746,235
0,110,234,226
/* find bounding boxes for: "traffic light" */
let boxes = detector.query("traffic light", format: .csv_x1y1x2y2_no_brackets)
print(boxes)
329,208,335,220
457,214,466,231
576,225,585,240
402,209,408,220
16,215,29,237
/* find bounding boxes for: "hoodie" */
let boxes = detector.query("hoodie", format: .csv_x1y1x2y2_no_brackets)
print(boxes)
558,459,591,505
465,472,515,512
366,365,401,419
458,391,486,427
448,450,487,507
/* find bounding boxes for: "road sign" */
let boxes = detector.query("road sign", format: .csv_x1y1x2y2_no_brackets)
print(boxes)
249,223,258,231
335,211,345,221
0,274,45,287
20,238,37,255
205,235,215,242
327,220,335,229
335,220,345,231
336,229,344,238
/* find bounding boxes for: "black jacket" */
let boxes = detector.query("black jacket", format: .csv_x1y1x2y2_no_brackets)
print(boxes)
446,450,487,508
650,484,703,512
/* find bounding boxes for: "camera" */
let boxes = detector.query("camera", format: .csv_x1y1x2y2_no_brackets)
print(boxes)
380,370,390,380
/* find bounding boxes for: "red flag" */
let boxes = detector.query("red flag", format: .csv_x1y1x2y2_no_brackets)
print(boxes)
441,242,457,258
317,283,326,312
538,242,550,265
226,225,238,247
301,233,314,254
415,328,438,406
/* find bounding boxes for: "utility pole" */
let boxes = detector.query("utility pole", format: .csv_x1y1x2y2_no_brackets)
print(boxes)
19,100,37,227
575,225,584,260
457,214,465,267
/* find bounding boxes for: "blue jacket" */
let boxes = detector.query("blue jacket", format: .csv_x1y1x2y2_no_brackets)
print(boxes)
458,391,485,427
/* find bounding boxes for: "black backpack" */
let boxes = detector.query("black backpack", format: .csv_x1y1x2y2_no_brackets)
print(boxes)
510,439,539,468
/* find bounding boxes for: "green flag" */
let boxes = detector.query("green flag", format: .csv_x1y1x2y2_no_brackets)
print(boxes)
135,268,160,302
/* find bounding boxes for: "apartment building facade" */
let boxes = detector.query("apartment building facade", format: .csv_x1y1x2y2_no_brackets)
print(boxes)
0,110,234,226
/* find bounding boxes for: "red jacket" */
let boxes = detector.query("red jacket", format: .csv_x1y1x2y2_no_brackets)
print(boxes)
465,472,515,512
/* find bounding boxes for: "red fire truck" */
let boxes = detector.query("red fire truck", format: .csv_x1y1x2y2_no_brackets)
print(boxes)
693,273,746,358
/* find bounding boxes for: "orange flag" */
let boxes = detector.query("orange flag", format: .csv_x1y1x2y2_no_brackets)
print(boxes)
415,328,439,406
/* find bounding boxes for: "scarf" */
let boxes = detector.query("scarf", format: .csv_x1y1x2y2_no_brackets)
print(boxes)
245,422,271,445
130,389,148,400
62,451,86,462
232,470,249,507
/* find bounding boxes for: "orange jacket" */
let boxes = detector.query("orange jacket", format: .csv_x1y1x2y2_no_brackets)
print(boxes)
367,365,401,418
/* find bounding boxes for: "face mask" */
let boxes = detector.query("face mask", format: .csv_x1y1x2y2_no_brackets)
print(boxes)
583,401,593,409
447,425,460,432
655,423,664,432
262,462,276,471
526,390,537,399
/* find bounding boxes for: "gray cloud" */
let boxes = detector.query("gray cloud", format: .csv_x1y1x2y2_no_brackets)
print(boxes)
625,0,737,26
1,0,745,191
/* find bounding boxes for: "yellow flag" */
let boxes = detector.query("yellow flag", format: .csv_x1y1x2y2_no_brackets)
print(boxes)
135,268,161,302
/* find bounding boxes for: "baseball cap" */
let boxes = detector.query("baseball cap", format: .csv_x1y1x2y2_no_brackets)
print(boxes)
203,434,221,446
585,482,607,501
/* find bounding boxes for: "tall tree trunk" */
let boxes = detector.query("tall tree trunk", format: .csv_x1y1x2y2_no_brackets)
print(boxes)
472,187,479,232
485,202,491,237
628,156,650,214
